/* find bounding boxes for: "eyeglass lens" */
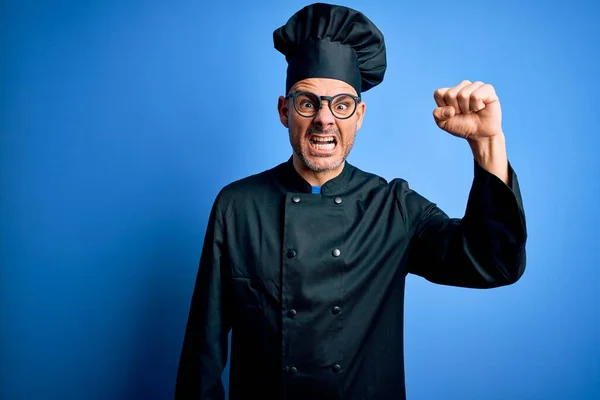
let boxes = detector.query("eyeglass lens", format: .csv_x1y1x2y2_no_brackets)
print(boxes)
293,92,357,118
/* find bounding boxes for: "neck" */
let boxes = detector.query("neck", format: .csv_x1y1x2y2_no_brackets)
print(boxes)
292,155,345,187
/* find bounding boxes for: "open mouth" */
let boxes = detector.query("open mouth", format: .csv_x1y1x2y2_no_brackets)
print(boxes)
309,135,337,152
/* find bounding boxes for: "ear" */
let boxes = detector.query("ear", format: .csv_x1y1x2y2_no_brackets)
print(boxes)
277,96,289,128
355,101,366,131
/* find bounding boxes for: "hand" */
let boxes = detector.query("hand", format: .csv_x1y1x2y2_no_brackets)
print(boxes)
433,80,502,140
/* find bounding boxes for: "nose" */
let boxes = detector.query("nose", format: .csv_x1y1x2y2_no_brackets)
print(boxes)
312,100,336,128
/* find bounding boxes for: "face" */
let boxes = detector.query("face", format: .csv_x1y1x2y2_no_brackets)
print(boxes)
277,78,366,173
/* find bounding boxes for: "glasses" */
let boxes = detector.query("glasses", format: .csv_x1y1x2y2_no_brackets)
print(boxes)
286,91,361,120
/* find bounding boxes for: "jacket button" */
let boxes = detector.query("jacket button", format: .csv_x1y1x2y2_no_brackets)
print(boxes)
331,364,342,373
334,197,342,204
292,196,300,203
287,249,297,258
287,309,297,318
289,366,298,374
332,249,341,257
332,306,342,315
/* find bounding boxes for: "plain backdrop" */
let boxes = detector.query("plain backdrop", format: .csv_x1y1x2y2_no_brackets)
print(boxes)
1,0,599,399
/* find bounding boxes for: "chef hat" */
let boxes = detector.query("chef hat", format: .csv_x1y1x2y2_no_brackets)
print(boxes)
273,2,386,94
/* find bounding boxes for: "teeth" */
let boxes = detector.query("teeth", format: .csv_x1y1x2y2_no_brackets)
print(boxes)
313,142,335,150
311,136,335,142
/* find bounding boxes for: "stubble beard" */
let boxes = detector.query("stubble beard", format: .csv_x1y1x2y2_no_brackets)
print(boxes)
289,127,355,172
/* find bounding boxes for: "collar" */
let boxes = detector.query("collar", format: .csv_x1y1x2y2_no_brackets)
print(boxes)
278,156,355,195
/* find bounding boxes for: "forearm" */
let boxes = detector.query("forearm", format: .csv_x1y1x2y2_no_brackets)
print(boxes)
175,283,228,400
175,197,230,399
468,133,509,185
406,157,527,288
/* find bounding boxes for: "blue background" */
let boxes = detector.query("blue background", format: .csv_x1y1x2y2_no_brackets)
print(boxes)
2,0,599,399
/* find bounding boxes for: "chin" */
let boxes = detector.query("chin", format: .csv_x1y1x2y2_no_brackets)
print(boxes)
302,153,345,172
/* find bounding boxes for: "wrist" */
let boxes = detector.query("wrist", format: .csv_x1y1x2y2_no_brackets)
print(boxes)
468,133,505,159
467,133,509,184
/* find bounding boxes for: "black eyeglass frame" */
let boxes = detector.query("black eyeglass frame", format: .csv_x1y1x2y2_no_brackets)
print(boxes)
285,91,362,120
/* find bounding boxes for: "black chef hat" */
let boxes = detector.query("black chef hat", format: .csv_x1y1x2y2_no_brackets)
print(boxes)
273,2,386,94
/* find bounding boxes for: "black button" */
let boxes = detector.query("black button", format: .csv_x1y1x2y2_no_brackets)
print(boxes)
332,306,342,315
331,364,342,373
289,366,298,374
287,249,297,258
292,196,300,203
287,309,297,318
332,249,341,257
334,197,342,204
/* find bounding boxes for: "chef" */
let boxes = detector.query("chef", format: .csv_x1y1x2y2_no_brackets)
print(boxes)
175,3,527,399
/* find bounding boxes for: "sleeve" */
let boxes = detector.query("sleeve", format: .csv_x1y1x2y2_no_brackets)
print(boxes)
175,193,232,399
404,160,527,288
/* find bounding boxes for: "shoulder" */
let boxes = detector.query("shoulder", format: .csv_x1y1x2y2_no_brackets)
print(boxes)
347,162,412,196
345,162,389,191
350,163,434,211
222,166,277,195
212,163,283,214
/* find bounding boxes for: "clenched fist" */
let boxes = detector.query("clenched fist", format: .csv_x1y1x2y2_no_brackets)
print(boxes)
433,80,502,140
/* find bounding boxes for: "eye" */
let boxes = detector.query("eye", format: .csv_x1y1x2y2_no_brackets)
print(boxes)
332,95,355,114
300,101,315,108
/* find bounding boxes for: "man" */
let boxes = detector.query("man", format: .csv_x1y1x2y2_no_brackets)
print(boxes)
175,3,527,399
